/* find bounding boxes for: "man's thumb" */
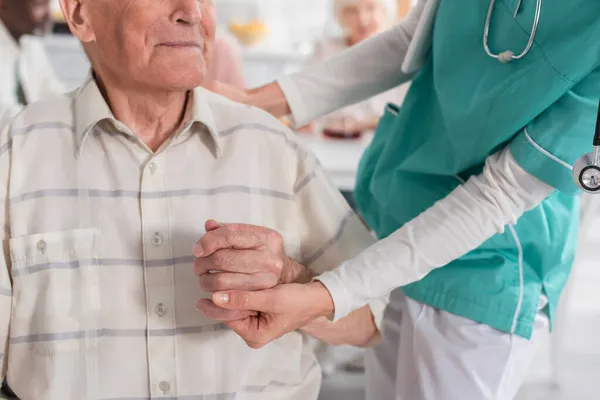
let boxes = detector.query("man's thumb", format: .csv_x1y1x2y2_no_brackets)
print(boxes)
212,290,268,311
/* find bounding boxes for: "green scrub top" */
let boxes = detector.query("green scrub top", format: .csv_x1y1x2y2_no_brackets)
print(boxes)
354,0,600,338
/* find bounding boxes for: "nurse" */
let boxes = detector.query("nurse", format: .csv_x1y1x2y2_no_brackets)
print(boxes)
204,1,600,399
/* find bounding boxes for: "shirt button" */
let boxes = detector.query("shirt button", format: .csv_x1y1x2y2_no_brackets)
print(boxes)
148,162,157,175
152,232,163,246
159,381,170,394
155,303,167,317
36,240,46,254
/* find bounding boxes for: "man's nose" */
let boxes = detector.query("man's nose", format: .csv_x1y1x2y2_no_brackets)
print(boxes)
171,0,203,25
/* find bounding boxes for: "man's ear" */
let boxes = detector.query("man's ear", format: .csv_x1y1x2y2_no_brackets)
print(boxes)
59,0,95,43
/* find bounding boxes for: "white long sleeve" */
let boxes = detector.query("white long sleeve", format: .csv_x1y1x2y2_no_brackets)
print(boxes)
316,148,555,321
277,0,426,127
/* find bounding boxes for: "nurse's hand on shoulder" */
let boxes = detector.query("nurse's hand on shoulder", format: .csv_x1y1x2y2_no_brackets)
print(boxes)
205,80,291,118
206,281,336,349
204,80,250,105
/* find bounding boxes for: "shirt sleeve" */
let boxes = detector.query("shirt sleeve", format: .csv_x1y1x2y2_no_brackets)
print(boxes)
277,0,426,127
316,148,554,321
509,66,600,195
293,148,388,330
0,125,12,382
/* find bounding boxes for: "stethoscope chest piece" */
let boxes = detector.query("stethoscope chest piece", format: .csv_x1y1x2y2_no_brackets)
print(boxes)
574,152,600,193
574,100,600,194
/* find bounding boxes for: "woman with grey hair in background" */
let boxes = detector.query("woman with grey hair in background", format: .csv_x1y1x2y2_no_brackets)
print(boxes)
309,0,408,135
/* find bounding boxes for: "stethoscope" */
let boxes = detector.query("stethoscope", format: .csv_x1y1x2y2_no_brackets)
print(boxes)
483,0,542,64
573,102,600,194
484,0,600,193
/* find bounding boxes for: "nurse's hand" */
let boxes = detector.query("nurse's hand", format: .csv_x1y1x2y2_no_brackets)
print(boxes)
204,81,250,104
197,281,336,348
194,220,314,293
205,81,291,118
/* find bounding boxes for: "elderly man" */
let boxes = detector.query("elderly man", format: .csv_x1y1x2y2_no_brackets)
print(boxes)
0,0,385,399
0,0,64,129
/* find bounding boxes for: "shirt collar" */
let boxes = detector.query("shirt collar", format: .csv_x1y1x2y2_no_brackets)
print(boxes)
73,71,222,157
186,86,222,156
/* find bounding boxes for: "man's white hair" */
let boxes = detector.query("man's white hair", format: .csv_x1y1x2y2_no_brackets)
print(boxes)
333,0,397,26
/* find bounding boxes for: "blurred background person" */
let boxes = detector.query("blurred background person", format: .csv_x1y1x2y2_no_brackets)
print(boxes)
0,0,63,129
309,0,408,135
205,33,246,89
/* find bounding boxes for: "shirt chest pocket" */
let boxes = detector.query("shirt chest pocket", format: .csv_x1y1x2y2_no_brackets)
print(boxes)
9,229,103,355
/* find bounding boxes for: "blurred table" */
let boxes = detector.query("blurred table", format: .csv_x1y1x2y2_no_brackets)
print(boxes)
296,133,373,191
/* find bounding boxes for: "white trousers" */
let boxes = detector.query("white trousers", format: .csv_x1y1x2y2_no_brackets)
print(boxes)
365,291,549,400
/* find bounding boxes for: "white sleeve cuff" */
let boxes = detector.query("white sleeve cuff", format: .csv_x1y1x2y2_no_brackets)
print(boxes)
276,75,310,128
313,271,353,322
367,296,389,332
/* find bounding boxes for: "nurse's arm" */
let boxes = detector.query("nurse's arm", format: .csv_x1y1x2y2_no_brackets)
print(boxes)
0,126,12,384
300,304,382,347
315,148,555,321
230,0,427,125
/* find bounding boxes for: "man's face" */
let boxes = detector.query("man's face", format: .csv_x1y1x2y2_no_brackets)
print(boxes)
0,0,51,39
71,0,216,91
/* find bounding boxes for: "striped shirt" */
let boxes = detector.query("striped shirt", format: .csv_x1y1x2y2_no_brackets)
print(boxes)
0,76,379,400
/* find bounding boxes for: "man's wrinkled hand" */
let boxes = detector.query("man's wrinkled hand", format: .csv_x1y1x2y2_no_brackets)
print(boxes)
193,219,311,322
193,219,312,292
196,281,335,349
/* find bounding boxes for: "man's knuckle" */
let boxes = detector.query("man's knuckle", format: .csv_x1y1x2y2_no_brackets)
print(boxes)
267,230,284,247
198,276,212,291
210,251,220,262
225,224,239,235
193,259,202,275
212,274,226,291
271,258,284,272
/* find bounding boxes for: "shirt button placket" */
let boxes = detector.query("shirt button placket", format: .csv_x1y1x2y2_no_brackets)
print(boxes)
140,155,178,397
